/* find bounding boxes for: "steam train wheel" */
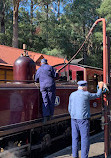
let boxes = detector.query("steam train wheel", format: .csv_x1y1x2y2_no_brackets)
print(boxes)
41,134,51,149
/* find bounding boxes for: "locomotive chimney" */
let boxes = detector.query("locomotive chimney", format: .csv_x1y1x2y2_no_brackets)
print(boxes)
23,44,27,50
23,44,27,56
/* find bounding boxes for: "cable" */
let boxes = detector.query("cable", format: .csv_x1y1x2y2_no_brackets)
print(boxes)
58,22,97,72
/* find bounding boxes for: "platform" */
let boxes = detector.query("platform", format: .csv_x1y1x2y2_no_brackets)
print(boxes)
45,132,104,158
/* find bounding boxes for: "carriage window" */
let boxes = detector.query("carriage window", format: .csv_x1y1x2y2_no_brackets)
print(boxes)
77,71,83,81
59,71,67,81
69,70,72,80
61,71,67,77
88,73,101,92
94,74,98,85
100,75,103,81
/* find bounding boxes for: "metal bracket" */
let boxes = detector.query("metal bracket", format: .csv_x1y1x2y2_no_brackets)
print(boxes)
101,123,109,126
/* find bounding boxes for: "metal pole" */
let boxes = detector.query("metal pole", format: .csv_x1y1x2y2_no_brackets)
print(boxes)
94,18,110,158
92,18,107,83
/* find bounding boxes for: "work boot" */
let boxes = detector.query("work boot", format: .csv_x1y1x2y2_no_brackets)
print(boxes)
43,116,48,123
47,116,52,121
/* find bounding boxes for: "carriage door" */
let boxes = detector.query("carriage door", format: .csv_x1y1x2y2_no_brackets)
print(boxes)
76,71,84,81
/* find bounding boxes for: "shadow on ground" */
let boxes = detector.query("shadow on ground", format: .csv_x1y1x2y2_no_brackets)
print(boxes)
89,154,104,158
45,132,104,158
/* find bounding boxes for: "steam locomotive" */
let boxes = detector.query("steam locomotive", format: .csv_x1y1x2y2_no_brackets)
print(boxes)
0,54,103,158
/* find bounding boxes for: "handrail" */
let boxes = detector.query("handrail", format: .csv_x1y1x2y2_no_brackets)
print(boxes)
0,79,35,83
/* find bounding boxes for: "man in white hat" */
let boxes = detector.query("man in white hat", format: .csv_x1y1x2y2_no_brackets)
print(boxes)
68,80,104,158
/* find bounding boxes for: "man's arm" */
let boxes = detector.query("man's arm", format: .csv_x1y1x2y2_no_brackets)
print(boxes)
51,67,58,78
68,95,72,114
88,81,104,100
35,69,39,82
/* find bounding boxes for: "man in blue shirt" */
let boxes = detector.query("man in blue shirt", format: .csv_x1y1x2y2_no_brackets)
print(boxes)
68,80,104,158
35,58,58,122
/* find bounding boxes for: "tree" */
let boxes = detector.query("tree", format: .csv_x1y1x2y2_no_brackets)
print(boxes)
12,0,20,48
0,0,13,45
63,0,102,65
0,0,5,33
97,0,111,34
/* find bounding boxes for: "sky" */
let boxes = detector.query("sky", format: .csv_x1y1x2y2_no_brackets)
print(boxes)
19,0,73,15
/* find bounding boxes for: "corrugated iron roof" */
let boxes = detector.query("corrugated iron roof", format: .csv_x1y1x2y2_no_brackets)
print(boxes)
0,45,68,67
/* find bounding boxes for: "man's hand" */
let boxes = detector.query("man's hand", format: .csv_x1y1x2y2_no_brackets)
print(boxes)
56,70,59,73
98,81,104,89
34,82,39,87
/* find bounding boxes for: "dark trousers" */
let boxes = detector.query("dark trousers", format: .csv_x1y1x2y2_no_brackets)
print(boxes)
71,119,90,158
41,85,55,117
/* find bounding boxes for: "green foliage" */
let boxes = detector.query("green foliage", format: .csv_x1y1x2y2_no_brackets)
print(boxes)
97,0,111,34
87,53,103,68
97,0,111,20
41,48,48,54
0,33,6,45
61,0,103,65
41,48,63,57
94,32,103,44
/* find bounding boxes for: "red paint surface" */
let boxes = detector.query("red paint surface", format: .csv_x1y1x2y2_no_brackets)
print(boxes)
0,83,102,127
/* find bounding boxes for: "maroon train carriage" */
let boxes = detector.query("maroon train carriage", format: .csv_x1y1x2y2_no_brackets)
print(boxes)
54,62,103,120
0,55,103,157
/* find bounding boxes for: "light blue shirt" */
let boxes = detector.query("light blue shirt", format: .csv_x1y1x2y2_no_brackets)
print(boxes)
68,88,102,119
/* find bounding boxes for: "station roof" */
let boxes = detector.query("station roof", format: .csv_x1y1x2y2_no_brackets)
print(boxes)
71,58,83,64
0,45,68,69
54,63,103,71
